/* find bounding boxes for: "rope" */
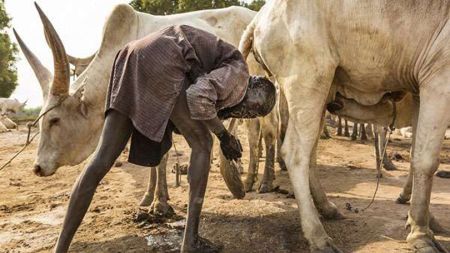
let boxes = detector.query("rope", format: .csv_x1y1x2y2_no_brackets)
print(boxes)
361,128,392,211
0,97,66,172
360,99,397,211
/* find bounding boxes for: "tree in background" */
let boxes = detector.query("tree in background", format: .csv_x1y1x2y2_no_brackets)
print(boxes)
244,0,265,11
0,0,17,98
129,0,265,15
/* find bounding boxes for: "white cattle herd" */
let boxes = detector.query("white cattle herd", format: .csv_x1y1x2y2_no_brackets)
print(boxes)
0,98,26,132
5,1,450,252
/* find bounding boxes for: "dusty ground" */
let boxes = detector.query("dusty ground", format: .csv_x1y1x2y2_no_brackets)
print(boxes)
0,124,449,253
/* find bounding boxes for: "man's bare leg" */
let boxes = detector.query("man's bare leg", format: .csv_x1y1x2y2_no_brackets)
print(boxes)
54,110,132,253
170,90,220,253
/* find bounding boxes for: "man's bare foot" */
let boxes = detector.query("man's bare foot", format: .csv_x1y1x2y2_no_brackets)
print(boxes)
182,236,223,253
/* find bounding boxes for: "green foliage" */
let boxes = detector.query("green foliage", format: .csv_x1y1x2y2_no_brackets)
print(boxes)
130,0,178,15
129,0,265,14
243,0,265,11
10,106,41,122
0,0,18,98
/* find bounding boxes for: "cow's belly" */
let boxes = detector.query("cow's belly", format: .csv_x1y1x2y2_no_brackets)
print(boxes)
332,61,403,106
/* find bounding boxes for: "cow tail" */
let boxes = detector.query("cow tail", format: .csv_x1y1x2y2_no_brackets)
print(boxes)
239,17,256,61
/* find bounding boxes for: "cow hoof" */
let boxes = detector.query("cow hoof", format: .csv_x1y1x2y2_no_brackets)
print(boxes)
410,237,449,253
139,193,154,207
436,171,450,178
320,203,345,220
257,182,273,194
312,241,343,253
322,209,346,221
320,134,331,140
278,159,288,171
150,201,174,217
182,236,223,253
430,215,449,234
396,194,410,205
383,162,397,171
244,179,255,192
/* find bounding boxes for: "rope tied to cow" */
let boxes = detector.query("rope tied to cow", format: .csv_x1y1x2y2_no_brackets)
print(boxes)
359,99,397,212
0,97,66,172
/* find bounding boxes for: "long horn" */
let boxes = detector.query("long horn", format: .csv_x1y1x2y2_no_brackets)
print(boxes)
35,2,70,96
67,53,95,66
67,53,96,76
13,28,52,97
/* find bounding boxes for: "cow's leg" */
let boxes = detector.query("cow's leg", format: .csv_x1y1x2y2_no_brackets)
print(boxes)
0,121,10,133
397,97,420,204
376,126,397,171
336,116,343,136
258,116,277,193
139,167,157,206
344,120,350,137
351,122,358,141
360,123,368,141
366,123,374,139
280,62,341,252
406,78,450,253
320,124,331,139
310,112,344,220
244,119,261,192
277,87,289,171
150,154,174,216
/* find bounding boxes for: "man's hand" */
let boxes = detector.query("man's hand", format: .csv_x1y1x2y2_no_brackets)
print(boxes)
217,130,243,161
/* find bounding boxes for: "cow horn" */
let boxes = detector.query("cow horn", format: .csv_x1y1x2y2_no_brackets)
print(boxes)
35,2,70,96
67,53,96,76
67,53,95,66
13,28,52,98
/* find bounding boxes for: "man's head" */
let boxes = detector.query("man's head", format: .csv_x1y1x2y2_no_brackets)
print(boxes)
218,76,276,119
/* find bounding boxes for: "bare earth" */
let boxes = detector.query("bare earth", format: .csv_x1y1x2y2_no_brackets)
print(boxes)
0,124,449,253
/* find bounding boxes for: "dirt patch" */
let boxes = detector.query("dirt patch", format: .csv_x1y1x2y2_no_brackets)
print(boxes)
0,125,449,252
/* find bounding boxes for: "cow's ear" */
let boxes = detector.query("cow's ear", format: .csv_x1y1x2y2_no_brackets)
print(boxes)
79,101,88,118
73,85,88,118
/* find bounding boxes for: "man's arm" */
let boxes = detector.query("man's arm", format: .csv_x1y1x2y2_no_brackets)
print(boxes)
203,116,225,135
203,116,242,161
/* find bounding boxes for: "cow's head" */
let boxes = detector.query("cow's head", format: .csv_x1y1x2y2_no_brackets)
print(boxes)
16,3,137,177
20,4,104,176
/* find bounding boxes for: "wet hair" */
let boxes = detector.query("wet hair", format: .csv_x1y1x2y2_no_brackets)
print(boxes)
248,76,276,116
218,76,276,119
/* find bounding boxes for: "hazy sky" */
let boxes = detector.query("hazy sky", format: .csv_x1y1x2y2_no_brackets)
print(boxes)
5,0,129,107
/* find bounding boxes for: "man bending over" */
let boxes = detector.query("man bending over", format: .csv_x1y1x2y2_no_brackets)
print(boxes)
53,25,276,253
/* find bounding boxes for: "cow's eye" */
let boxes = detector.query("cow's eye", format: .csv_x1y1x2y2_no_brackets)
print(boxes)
49,118,60,127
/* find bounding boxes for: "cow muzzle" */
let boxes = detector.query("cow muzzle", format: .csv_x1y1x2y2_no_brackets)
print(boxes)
33,163,55,177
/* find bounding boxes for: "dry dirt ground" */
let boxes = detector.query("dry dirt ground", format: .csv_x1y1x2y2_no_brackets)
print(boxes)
0,124,449,253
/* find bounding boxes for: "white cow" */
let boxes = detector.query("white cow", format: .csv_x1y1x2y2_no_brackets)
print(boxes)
0,98,26,116
0,116,18,130
240,1,450,252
